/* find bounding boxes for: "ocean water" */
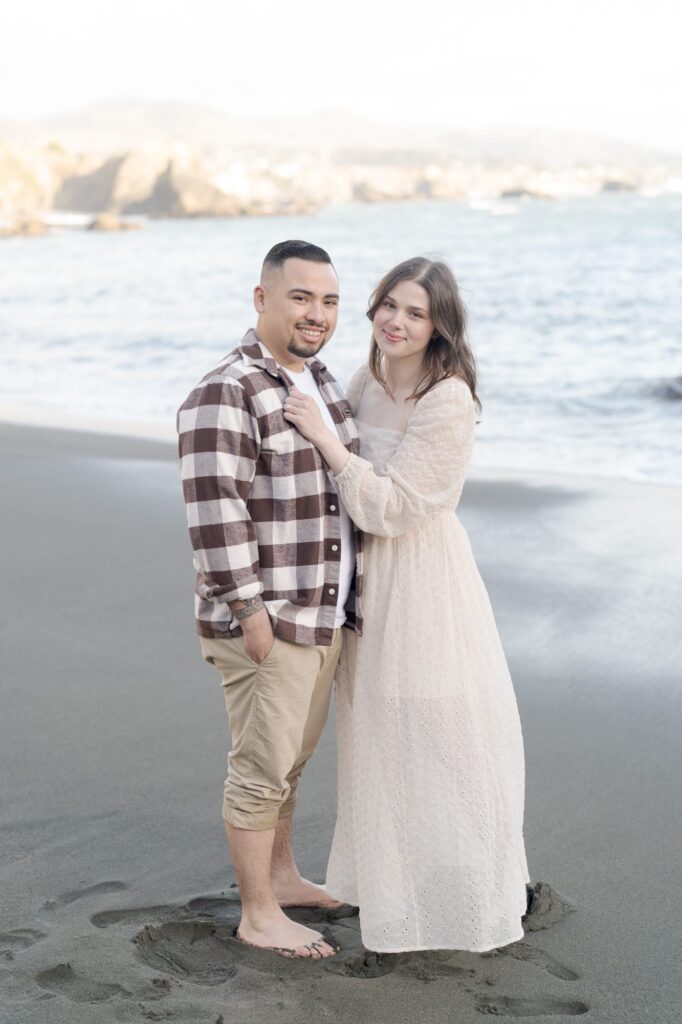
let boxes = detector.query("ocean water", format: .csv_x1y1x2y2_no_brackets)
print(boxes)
1,195,681,484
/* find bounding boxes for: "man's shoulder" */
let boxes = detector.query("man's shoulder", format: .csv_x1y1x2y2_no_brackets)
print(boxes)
185,340,277,395
197,349,252,388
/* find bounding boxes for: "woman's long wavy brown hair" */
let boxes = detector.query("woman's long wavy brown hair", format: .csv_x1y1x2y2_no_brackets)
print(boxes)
367,257,480,413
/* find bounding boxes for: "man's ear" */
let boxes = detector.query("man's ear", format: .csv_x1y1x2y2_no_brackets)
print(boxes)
253,284,265,313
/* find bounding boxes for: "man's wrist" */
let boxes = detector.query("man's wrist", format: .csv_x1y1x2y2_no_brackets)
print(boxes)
230,595,265,621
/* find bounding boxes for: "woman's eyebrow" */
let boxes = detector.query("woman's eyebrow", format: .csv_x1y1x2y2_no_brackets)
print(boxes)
385,293,428,314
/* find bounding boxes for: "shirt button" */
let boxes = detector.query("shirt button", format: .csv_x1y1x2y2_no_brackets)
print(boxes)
331,544,338,552
329,504,336,512
329,587,336,595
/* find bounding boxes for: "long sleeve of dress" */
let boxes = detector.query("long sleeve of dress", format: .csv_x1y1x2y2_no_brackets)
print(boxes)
333,376,476,538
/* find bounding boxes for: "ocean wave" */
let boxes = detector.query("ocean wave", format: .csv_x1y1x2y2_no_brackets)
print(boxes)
649,377,682,401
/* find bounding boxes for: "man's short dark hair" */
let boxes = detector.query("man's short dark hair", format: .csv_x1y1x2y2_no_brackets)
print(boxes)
262,240,333,272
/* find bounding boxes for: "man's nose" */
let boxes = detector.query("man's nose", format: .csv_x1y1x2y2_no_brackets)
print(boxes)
306,300,325,324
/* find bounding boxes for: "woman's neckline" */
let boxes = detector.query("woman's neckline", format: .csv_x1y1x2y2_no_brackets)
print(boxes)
356,419,406,436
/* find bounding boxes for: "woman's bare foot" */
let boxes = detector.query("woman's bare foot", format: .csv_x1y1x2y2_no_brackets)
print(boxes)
271,875,344,909
236,908,338,959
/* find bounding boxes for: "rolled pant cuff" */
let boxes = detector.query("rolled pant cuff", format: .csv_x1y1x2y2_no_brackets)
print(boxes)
222,804,281,831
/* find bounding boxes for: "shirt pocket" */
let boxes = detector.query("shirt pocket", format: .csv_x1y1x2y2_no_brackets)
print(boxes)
261,429,296,455
259,428,297,477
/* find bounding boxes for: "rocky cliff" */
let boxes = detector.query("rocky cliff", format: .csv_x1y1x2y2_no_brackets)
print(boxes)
1,113,680,225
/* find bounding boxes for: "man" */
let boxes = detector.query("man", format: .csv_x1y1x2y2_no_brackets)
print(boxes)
177,240,362,959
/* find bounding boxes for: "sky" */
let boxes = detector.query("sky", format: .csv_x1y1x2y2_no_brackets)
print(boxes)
2,0,681,151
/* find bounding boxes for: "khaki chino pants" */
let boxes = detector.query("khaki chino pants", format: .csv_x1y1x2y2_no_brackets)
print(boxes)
200,630,342,830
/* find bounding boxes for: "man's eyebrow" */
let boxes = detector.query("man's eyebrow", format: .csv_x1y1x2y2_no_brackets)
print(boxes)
288,288,340,299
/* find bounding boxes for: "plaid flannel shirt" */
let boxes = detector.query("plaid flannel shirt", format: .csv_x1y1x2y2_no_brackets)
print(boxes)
177,329,364,645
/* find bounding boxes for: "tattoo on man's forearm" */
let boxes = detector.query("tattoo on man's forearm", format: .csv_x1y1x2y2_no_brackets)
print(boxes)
233,595,265,620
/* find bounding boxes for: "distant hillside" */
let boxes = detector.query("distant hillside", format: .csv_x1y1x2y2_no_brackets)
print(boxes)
2,99,681,226
2,98,679,167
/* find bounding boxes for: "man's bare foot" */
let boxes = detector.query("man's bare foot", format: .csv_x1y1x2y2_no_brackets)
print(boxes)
236,909,338,959
271,876,344,909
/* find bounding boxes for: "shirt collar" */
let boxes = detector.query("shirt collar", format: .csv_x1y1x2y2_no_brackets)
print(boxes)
237,328,330,387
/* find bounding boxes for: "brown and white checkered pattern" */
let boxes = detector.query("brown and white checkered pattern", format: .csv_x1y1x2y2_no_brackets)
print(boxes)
177,329,364,646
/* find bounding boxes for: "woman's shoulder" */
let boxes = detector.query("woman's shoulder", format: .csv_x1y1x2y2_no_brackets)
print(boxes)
416,375,475,415
344,363,371,411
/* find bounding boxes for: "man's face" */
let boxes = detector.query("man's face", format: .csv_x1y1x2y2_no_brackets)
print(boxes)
254,258,340,366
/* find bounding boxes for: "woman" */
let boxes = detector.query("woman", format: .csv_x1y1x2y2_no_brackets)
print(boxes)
283,257,530,953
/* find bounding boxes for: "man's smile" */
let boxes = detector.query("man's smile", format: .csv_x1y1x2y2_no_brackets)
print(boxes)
296,324,325,340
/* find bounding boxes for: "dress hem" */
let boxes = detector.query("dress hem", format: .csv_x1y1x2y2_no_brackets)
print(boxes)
363,927,526,955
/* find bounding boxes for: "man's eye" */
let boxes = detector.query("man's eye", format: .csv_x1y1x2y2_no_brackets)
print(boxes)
325,299,338,306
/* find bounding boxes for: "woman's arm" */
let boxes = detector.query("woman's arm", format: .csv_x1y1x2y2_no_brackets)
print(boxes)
284,377,476,538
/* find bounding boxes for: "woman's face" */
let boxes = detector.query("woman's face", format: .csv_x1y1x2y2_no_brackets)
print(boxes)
372,279,435,363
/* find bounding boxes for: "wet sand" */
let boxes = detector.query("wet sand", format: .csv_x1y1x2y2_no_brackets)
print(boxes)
1,423,680,1023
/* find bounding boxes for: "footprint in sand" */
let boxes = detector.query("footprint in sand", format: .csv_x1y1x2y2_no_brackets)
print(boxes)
91,905,176,929
35,962,129,1003
475,993,589,1016
133,910,351,983
0,928,46,961
43,880,129,911
133,921,239,986
496,941,580,981
90,894,241,931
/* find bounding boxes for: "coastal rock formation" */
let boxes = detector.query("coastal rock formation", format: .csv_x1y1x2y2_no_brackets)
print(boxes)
0,141,90,217
0,215,48,237
56,145,177,214
1,111,680,221
123,157,243,217
87,213,141,231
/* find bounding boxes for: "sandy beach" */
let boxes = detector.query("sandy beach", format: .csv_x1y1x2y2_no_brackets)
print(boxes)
0,422,680,1024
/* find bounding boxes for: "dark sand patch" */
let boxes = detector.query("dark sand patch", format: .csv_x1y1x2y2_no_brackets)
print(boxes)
0,422,176,462
523,882,576,932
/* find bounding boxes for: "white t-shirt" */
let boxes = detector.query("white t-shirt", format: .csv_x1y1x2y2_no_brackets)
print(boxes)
285,362,355,628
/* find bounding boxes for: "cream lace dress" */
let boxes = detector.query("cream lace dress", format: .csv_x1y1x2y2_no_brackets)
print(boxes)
325,366,530,953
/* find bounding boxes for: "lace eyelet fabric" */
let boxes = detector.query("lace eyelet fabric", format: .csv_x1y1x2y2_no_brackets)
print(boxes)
325,368,530,953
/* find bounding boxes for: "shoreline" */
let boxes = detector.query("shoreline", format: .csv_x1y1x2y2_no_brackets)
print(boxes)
1,411,679,492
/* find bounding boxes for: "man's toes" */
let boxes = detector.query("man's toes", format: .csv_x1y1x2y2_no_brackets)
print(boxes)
313,940,336,958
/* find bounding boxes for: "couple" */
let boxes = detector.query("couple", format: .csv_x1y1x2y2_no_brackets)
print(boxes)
177,239,530,960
